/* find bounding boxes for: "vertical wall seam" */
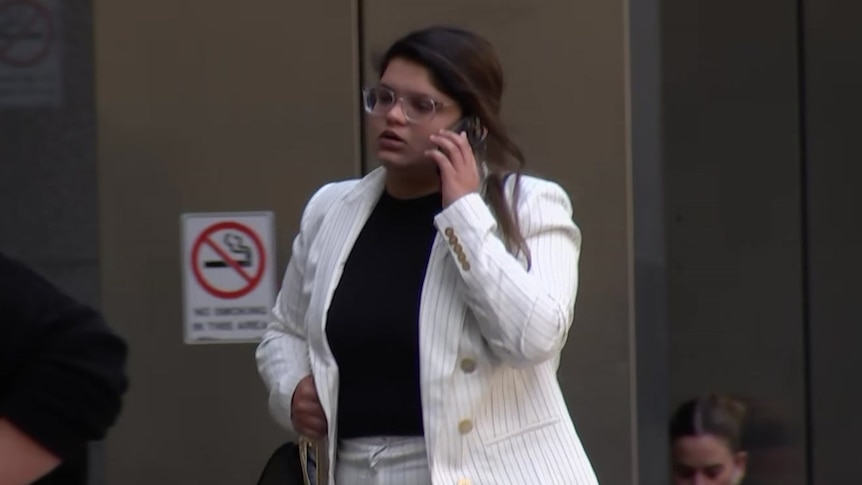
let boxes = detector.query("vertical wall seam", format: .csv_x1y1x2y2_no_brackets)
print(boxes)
795,0,814,481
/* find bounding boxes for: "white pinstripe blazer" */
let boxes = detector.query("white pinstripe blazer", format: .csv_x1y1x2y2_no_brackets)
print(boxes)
256,167,599,485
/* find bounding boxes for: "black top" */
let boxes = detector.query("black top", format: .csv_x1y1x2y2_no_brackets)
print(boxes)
0,251,128,485
326,190,441,439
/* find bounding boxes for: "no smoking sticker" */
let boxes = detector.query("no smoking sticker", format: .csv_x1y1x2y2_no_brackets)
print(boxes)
0,0,62,108
192,221,266,299
181,212,276,344
0,0,54,67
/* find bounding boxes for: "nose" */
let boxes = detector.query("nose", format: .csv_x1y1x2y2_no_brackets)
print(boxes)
384,98,408,124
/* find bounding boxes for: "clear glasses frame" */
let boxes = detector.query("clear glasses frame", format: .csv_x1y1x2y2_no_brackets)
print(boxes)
361,86,448,124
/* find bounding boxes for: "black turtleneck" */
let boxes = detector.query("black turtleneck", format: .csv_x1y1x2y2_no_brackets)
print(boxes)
326,190,442,439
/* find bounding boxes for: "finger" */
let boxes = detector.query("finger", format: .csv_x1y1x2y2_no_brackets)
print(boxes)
297,423,327,439
295,393,320,412
307,404,327,421
294,414,327,436
425,149,456,179
293,409,326,421
297,383,321,402
440,130,474,168
294,408,324,426
430,134,463,166
299,386,321,404
298,416,328,433
295,379,310,394
294,399,325,417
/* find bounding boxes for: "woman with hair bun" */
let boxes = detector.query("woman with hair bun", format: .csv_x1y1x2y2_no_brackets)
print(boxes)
670,394,749,485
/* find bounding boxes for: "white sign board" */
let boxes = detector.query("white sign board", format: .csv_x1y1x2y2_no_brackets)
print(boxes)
0,0,63,108
181,212,276,344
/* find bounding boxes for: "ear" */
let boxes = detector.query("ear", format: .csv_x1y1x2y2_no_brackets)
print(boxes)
731,451,748,485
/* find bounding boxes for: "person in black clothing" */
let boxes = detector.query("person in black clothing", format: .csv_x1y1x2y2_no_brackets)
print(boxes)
0,251,128,485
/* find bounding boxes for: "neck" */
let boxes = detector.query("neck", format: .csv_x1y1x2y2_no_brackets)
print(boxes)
384,166,440,199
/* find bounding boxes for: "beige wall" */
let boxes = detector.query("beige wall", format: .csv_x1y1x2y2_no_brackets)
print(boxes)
95,1,360,482
95,0,631,482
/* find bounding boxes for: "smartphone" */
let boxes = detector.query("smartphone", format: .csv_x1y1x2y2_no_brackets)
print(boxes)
434,117,488,183
448,117,486,155
433,117,486,158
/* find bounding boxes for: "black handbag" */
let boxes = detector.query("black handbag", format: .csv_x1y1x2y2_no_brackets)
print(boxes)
256,438,324,485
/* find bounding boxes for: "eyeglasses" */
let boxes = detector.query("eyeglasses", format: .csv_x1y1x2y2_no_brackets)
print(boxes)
362,86,447,123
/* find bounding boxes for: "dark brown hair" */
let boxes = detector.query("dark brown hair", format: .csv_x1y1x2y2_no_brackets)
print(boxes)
376,26,531,267
670,394,748,452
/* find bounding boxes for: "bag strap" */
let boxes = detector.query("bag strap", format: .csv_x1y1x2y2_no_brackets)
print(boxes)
298,436,328,485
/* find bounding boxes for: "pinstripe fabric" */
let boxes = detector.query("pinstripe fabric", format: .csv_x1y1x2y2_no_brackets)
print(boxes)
256,167,599,485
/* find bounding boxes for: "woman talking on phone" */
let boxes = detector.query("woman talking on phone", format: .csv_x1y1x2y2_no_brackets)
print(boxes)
256,25,598,485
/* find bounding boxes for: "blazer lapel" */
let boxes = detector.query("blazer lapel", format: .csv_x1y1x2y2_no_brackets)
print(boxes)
317,167,388,345
304,167,387,470
307,167,387,362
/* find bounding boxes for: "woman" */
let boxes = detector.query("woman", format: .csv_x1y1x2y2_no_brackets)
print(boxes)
256,25,598,485
670,394,749,485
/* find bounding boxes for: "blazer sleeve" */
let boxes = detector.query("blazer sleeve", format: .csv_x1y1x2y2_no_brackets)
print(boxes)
433,178,582,368
0,254,128,459
255,183,334,433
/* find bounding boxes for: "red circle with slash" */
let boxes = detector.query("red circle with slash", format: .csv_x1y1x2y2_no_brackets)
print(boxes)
191,221,266,299
0,0,54,67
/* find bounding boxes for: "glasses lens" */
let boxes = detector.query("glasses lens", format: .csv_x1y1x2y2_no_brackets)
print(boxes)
361,88,375,114
363,87,396,115
362,88,439,122
403,95,437,122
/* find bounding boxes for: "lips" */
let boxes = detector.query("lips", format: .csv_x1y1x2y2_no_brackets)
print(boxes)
379,130,405,142
378,130,406,151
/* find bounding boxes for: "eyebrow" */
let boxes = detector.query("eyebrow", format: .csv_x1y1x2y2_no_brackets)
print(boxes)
378,82,439,99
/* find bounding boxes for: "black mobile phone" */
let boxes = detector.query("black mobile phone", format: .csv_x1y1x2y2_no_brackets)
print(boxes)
437,117,486,156
434,117,488,180
450,117,486,153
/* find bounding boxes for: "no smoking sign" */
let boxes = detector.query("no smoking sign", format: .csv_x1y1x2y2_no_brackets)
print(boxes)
0,0,62,108
192,221,266,299
0,0,54,67
181,212,276,344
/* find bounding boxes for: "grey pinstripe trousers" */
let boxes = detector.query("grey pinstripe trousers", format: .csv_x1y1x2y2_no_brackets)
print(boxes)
334,437,432,485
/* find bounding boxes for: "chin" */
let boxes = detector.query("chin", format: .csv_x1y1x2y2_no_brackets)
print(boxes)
377,150,415,168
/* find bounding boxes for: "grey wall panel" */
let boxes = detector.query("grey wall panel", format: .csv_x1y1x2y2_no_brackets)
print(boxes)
362,3,632,483
629,0,670,480
0,0,98,271
663,0,808,483
94,0,361,482
804,0,862,482
0,1,105,483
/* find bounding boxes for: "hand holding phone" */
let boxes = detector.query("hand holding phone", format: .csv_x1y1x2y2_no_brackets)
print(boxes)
426,117,487,207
